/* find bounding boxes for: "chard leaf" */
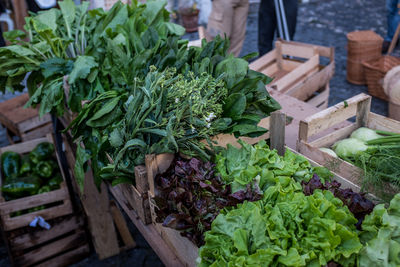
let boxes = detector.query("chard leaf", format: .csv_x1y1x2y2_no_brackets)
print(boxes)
68,55,98,84
223,93,246,119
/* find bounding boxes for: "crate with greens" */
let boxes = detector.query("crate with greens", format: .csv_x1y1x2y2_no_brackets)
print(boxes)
0,135,73,231
298,93,400,202
141,139,400,267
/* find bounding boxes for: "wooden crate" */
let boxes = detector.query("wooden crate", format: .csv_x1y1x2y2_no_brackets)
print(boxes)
62,134,136,259
0,134,73,231
297,93,400,197
114,166,152,225
250,40,335,109
3,214,90,267
0,94,52,144
142,112,366,267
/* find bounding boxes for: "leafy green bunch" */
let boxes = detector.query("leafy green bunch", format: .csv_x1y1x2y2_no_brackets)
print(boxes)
358,193,400,266
69,67,243,187
0,0,186,116
199,188,362,267
216,140,332,194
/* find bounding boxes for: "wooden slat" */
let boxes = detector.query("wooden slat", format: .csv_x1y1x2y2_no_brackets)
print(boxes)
307,123,358,148
280,66,319,94
16,230,87,267
20,123,53,142
356,96,371,127
367,112,400,132
110,200,136,249
81,171,120,260
280,41,318,59
146,154,174,197
275,41,283,69
109,185,185,267
261,63,279,76
279,39,334,59
270,111,286,156
34,244,90,267
301,93,371,139
286,60,334,101
282,59,302,71
305,84,330,108
18,114,52,133
272,54,319,92
249,49,277,71
0,137,48,154
2,201,73,231
135,165,149,194
117,183,151,224
156,224,198,267
0,188,69,215
10,215,84,251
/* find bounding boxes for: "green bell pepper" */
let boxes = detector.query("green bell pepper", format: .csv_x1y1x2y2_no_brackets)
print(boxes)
29,142,54,164
1,151,21,179
19,156,32,175
37,185,51,194
48,173,63,190
2,176,42,198
34,160,56,178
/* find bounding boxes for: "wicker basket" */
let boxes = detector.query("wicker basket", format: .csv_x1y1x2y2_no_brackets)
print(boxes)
362,55,400,101
346,30,383,84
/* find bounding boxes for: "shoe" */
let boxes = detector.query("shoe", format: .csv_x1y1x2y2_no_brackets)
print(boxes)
382,40,390,54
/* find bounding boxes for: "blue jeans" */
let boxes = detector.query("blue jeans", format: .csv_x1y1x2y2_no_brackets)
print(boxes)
386,0,400,41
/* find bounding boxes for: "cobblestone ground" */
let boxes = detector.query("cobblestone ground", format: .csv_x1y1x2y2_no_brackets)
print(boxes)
0,0,394,266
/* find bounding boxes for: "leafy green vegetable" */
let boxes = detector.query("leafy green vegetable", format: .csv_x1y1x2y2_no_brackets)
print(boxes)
199,189,362,267
333,138,368,158
215,140,331,193
358,193,400,266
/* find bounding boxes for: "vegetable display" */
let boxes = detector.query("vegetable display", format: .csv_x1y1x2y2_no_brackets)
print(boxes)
67,42,280,187
0,0,280,188
154,155,262,246
1,142,63,200
199,191,362,267
323,127,400,200
1,1,398,266
359,194,400,266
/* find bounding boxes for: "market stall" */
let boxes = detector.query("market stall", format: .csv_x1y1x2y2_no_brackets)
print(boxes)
0,0,399,266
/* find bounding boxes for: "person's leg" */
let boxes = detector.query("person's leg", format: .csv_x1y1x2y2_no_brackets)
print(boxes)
229,0,249,56
386,0,400,41
206,0,234,42
0,27,5,47
284,0,298,40
258,0,276,56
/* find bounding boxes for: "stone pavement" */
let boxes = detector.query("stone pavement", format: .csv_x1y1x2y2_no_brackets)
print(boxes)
0,0,394,266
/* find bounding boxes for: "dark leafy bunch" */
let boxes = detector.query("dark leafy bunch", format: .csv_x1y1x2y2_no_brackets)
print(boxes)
153,155,262,246
302,174,375,229
0,0,186,116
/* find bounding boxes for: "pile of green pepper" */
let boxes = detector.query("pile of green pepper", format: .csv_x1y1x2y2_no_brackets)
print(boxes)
1,142,63,201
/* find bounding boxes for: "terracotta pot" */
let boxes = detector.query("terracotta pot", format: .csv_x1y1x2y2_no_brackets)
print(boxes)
179,8,199,33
